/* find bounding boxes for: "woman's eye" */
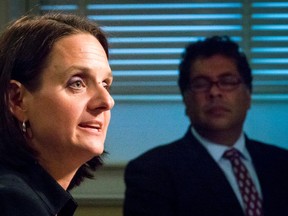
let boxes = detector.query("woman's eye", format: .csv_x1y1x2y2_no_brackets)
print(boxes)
103,82,111,92
68,78,85,90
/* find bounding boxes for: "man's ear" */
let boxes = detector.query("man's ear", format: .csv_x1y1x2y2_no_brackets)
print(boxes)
8,80,28,121
245,88,252,110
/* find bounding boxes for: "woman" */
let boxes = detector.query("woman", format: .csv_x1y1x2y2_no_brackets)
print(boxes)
0,13,114,215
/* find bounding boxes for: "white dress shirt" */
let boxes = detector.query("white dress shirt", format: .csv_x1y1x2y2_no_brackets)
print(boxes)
191,127,262,209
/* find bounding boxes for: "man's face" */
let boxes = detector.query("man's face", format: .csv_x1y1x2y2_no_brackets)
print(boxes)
183,54,251,136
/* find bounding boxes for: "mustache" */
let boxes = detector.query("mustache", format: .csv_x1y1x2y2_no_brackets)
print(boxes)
204,102,231,112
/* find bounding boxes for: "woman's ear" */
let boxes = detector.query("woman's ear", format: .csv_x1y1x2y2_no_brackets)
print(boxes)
8,80,28,121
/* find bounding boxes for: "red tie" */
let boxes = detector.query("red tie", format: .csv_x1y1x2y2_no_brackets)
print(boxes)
223,148,263,216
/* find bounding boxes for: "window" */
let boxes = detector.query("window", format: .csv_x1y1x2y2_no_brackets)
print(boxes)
31,0,288,102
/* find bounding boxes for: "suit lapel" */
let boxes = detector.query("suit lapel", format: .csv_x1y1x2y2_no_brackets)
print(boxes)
181,129,243,213
245,138,274,213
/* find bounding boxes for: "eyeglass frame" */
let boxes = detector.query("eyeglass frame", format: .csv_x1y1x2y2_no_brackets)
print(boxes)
188,74,244,93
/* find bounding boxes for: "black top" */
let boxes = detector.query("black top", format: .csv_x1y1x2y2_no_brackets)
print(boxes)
0,162,77,215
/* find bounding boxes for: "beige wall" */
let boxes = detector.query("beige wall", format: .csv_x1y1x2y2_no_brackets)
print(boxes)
71,165,125,216
0,0,8,30
74,205,122,216
0,0,31,31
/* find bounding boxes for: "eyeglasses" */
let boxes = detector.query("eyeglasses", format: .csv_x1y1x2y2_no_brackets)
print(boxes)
189,75,243,92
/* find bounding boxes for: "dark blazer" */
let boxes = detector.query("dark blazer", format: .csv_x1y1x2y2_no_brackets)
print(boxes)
0,162,77,216
124,128,288,216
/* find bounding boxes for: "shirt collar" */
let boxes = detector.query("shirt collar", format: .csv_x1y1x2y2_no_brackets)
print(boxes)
191,127,251,162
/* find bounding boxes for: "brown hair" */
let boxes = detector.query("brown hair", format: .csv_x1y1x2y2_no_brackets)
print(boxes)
0,13,109,190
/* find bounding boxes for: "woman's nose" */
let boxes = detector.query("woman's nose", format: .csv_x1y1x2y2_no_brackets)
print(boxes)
88,86,115,112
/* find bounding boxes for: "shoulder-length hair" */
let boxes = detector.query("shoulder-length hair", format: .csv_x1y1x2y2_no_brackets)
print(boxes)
0,13,109,190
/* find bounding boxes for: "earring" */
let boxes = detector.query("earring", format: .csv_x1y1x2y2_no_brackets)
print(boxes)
22,121,27,133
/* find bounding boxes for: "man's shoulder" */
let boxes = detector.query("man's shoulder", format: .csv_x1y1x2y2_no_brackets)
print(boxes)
248,138,287,150
135,136,187,158
247,138,288,160
126,131,196,172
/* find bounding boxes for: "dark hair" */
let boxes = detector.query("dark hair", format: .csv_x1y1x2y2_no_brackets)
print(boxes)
0,13,109,190
178,35,252,95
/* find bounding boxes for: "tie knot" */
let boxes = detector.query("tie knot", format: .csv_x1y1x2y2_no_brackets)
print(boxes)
223,148,240,160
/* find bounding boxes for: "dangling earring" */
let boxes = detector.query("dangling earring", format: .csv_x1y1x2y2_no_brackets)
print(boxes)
22,121,27,133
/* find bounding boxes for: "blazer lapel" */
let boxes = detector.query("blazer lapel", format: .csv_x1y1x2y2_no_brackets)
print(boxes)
245,138,276,214
181,129,243,214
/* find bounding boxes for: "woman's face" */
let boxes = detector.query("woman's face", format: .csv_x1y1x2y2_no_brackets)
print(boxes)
23,33,114,165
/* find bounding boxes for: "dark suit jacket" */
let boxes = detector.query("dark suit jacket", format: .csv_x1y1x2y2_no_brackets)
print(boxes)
124,128,288,216
0,162,77,215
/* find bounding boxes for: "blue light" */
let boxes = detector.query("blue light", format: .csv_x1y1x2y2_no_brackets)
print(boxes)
88,14,241,21
252,59,288,64
40,5,78,10
103,25,242,32
113,70,177,76
113,81,176,87
109,37,200,43
110,48,183,55
252,25,288,30
87,3,242,10
252,14,288,19
112,95,181,102
109,36,242,43
251,48,288,53
252,95,288,101
113,94,288,102
253,2,288,7
253,70,288,75
255,80,288,85
252,36,288,41
109,59,180,65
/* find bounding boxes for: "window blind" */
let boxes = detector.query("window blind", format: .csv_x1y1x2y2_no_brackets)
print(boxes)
250,1,288,101
33,0,288,102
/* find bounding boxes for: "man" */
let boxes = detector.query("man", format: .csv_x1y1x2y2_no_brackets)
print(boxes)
123,36,288,216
